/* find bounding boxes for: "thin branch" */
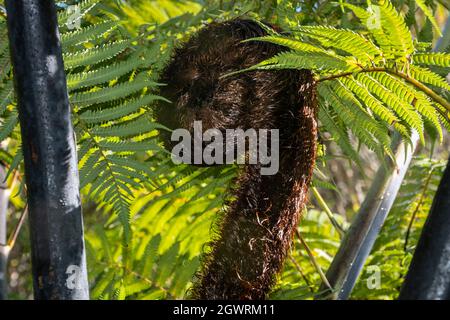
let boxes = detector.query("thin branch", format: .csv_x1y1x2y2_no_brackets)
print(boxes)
311,186,345,237
288,254,314,292
94,259,170,297
7,204,27,250
296,230,332,290
404,167,434,252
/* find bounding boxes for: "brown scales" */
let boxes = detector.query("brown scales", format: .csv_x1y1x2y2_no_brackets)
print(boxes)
155,19,318,300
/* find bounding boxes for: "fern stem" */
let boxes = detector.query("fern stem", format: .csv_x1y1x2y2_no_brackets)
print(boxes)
403,166,434,252
288,255,314,293
319,67,450,112
311,186,345,237
296,230,332,291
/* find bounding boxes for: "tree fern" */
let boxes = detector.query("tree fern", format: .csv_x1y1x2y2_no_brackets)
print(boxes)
1,0,449,300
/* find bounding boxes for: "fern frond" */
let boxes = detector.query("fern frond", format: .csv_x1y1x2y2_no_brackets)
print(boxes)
67,56,143,90
90,116,164,138
414,0,442,36
0,27,10,80
318,101,360,163
378,0,414,57
340,77,410,137
97,140,162,153
84,160,133,243
296,26,382,64
370,72,442,141
356,73,425,143
58,0,100,26
79,94,169,124
252,51,351,72
107,155,158,187
412,53,450,67
64,40,130,69
0,110,18,142
109,165,143,190
109,193,132,243
341,3,392,57
319,82,390,156
71,73,157,106
61,20,117,48
136,234,161,276
436,104,450,132
409,65,450,92
79,150,104,188
245,36,326,53
0,83,13,115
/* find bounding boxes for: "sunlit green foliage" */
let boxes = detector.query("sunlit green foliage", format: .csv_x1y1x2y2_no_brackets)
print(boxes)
0,0,448,299
233,0,450,160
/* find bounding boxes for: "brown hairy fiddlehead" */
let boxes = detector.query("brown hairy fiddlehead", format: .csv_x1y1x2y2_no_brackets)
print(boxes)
155,19,318,300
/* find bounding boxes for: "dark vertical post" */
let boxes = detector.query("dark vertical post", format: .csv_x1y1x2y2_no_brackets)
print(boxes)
399,156,450,300
398,17,450,300
5,0,89,299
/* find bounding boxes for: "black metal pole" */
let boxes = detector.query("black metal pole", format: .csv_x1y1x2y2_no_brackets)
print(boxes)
5,0,89,299
399,155,450,300
399,17,450,300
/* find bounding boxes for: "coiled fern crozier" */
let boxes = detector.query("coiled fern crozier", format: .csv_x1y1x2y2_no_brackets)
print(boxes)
156,19,318,299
